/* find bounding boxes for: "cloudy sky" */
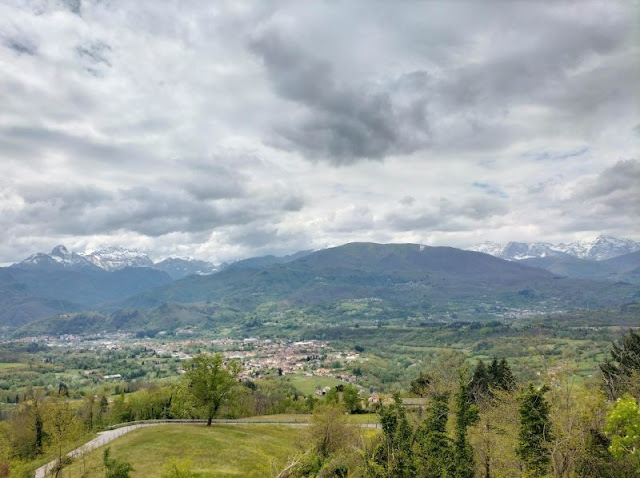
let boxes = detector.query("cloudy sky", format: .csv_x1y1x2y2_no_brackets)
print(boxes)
0,0,638,264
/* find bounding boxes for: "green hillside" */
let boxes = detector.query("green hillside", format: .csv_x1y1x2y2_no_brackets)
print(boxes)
63,424,306,477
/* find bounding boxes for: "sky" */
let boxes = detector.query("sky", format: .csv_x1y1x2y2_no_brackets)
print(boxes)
0,0,638,264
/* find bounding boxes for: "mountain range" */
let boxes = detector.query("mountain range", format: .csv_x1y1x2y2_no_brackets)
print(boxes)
468,235,640,261
12,245,219,278
10,242,640,337
4,239,639,336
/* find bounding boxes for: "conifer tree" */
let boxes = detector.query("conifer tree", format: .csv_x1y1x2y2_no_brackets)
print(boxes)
414,392,453,477
470,360,490,402
453,372,478,478
497,358,516,391
367,393,415,477
600,328,640,399
517,384,552,477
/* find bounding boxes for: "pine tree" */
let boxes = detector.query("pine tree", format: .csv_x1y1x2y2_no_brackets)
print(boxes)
600,328,640,399
517,384,552,477
470,360,490,402
497,359,516,391
453,372,478,478
367,393,415,477
414,392,453,477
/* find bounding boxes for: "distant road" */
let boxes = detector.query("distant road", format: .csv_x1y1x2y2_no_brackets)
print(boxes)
35,418,379,477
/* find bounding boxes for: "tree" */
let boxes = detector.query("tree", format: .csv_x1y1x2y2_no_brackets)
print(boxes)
452,372,478,478
410,372,432,397
184,353,241,425
470,360,490,402
342,384,362,414
605,394,640,472
470,389,521,478
44,399,81,478
308,404,357,460
517,384,552,477
413,392,453,477
103,447,134,478
366,393,414,477
600,328,640,399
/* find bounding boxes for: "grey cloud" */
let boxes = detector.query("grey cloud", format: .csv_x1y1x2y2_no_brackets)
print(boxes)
387,196,509,232
249,1,635,163
526,160,640,235
574,159,640,203
4,37,37,55
3,179,304,240
0,126,152,167
250,30,432,164
76,41,112,72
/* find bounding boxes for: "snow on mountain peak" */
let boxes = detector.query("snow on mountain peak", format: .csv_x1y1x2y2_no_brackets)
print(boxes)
80,246,154,271
468,236,640,261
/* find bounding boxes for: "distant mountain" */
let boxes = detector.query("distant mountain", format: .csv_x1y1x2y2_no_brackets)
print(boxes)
12,245,99,271
0,265,173,329
153,257,219,280
12,245,155,271
80,246,154,270
469,236,640,261
224,250,314,270
122,242,637,315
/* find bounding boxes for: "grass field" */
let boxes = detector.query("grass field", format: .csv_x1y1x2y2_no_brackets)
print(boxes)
0,362,26,370
285,375,347,395
63,424,306,477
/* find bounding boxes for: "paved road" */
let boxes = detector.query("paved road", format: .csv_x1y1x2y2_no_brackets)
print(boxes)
35,424,160,478
34,419,379,477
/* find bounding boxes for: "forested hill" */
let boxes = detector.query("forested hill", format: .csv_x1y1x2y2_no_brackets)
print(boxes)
120,242,637,312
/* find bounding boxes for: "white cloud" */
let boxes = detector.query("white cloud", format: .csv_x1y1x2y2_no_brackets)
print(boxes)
0,0,637,264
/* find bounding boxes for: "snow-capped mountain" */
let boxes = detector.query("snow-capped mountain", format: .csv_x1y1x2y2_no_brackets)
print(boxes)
469,236,640,261
153,257,219,280
10,245,220,278
12,245,99,270
80,246,154,271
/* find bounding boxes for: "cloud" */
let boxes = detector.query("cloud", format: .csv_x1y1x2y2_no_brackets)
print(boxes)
0,0,637,263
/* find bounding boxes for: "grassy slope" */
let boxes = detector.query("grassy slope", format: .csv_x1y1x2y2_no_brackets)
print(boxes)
64,424,305,477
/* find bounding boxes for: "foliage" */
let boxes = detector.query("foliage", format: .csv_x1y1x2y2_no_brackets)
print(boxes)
600,328,640,399
605,394,640,471
183,353,241,425
470,358,516,402
103,447,134,478
365,393,414,477
413,392,453,477
453,372,478,478
517,384,552,477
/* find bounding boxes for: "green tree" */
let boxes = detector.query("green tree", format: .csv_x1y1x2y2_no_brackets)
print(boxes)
366,393,415,477
342,384,362,414
410,372,432,397
601,329,640,399
309,404,357,460
184,353,241,426
470,360,490,402
453,373,478,478
44,399,81,478
517,384,552,477
103,447,133,478
414,392,453,477
605,394,640,472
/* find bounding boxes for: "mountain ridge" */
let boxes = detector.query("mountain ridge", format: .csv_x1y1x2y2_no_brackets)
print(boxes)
469,235,640,261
